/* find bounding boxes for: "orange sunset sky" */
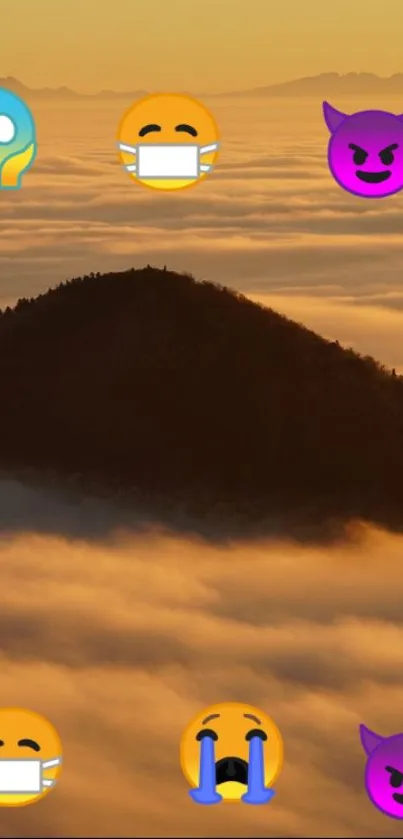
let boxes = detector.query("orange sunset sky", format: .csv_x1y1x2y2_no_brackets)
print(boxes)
6,0,403,93
1,3,403,838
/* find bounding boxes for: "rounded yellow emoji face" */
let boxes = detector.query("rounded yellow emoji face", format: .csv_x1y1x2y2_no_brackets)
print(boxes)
117,93,220,191
0,708,62,807
180,702,283,805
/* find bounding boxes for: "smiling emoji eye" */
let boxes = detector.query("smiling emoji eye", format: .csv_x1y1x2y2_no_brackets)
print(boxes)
379,144,398,166
349,143,368,166
17,738,40,751
385,765,403,787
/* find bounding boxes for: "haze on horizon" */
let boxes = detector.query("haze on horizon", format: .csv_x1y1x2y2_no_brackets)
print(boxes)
5,0,403,94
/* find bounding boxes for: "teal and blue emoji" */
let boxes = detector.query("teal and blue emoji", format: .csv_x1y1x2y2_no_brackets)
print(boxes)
0,88,37,190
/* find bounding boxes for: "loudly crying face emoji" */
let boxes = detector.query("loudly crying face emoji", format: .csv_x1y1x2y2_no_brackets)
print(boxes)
360,724,403,819
323,102,403,198
180,702,283,805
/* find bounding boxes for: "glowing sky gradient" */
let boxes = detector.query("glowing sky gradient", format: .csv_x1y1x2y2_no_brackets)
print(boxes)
5,0,403,93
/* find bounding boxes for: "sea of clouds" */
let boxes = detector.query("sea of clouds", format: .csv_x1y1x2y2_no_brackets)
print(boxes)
0,479,400,837
1,95,403,368
0,96,403,837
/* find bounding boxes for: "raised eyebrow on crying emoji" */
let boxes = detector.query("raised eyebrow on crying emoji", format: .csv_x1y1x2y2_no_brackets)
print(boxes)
179,702,284,805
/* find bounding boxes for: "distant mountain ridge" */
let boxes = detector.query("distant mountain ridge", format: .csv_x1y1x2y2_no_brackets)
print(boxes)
0,76,147,101
3,72,403,101
223,72,403,97
0,266,403,534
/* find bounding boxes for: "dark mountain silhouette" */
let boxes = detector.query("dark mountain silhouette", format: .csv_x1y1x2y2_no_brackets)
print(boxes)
0,266,403,533
5,72,403,102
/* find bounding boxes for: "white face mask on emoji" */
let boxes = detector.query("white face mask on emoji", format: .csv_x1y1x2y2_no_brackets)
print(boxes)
0,756,61,794
118,141,219,179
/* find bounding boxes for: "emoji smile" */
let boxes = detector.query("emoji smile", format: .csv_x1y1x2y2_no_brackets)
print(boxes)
215,756,248,786
356,170,391,184
393,793,403,805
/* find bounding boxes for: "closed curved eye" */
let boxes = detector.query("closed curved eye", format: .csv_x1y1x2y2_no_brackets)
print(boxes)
175,124,198,137
379,143,398,165
385,765,403,787
138,124,161,137
18,738,40,751
349,143,368,165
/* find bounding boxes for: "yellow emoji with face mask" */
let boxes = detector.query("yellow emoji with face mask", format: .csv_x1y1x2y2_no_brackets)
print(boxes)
0,708,62,807
117,93,220,191
180,702,283,805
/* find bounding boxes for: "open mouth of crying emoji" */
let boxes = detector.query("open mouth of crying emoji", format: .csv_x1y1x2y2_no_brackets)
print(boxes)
180,702,283,805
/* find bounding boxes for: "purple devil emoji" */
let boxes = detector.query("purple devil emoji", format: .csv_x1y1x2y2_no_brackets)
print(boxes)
360,724,403,819
323,102,403,198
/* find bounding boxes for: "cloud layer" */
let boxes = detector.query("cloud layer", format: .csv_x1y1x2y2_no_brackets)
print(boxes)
0,492,401,837
1,99,402,837
2,96,403,368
